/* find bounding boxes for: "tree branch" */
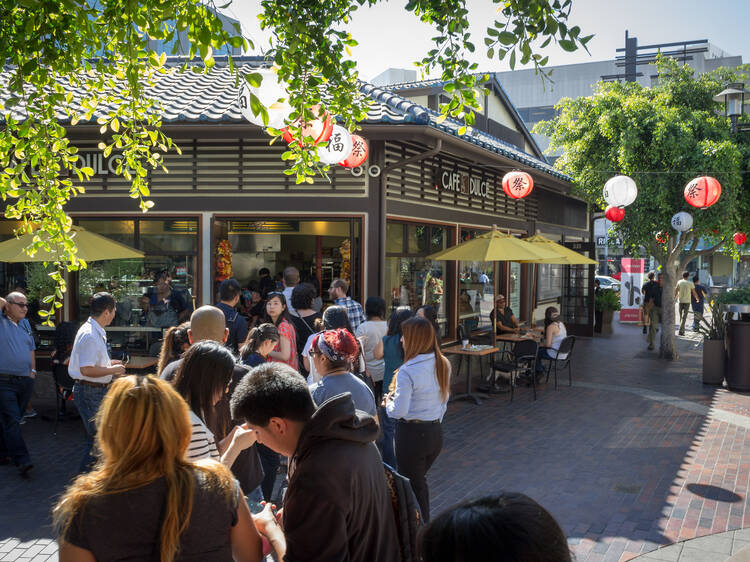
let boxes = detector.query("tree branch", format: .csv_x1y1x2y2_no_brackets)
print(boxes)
679,237,726,270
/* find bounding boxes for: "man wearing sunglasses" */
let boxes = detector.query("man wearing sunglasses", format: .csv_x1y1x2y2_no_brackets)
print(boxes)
0,292,36,477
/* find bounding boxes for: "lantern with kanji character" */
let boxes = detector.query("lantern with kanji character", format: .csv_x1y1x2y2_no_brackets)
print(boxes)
238,70,292,129
340,135,368,168
605,205,625,222
603,175,638,207
318,125,353,165
655,231,669,244
501,171,534,199
734,232,747,245
684,176,721,209
670,211,693,232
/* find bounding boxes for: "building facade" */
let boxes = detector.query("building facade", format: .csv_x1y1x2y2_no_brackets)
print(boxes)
1,58,594,353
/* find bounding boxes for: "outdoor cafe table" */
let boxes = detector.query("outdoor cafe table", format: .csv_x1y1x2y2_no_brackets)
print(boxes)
125,355,159,373
443,344,499,405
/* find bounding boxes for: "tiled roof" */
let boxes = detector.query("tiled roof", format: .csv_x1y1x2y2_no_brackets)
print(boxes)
0,59,568,181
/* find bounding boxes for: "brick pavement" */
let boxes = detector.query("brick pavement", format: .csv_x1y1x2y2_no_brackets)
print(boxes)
2,314,750,561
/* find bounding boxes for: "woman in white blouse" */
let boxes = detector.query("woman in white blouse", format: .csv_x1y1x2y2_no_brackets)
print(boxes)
384,316,450,521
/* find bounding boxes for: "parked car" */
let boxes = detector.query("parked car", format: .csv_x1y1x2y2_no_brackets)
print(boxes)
596,275,621,292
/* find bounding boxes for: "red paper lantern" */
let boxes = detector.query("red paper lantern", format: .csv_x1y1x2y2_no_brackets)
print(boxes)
684,176,721,209
502,171,534,199
734,232,747,245
605,205,625,222
655,231,669,244
340,135,368,168
281,105,333,145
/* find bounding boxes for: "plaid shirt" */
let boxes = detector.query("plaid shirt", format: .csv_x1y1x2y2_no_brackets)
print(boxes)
335,297,365,330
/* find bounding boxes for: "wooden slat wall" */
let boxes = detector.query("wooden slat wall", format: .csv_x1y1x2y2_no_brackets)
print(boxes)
384,141,538,221
71,138,367,197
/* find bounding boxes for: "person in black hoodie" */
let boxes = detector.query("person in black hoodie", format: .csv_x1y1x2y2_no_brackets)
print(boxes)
230,362,400,562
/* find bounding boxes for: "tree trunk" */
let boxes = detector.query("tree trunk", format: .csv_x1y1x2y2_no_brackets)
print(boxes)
660,266,678,360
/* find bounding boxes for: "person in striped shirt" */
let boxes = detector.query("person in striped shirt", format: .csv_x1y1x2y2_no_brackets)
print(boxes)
174,341,256,469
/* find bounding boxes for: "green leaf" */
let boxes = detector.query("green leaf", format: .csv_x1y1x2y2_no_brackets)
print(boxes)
498,31,517,45
509,49,516,69
245,72,263,87
559,39,577,52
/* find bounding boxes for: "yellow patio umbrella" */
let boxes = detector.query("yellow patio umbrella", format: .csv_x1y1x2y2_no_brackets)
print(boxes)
519,234,598,265
0,226,144,263
426,227,562,262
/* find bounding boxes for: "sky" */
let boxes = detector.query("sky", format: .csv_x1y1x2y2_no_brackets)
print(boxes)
222,0,750,81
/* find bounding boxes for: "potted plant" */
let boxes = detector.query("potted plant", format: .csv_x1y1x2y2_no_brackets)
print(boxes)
696,303,727,385
594,289,621,336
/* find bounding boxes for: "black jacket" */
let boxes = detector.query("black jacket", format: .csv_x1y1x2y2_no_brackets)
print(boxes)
283,394,400,562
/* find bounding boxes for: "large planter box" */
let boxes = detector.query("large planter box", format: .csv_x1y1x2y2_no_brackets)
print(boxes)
598,309,613,336
702,339,725,385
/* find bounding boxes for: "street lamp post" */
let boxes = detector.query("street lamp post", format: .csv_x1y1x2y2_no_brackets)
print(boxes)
713,82,750,134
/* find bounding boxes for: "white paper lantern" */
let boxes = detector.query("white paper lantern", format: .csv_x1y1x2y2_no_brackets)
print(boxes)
671,211,693,232
603,175,638,207
250,69,288,107
317,125,353,165
238,70,291,128
265,101,293,129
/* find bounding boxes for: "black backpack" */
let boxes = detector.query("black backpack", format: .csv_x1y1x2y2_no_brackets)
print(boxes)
225,310,240,352
383,463,422,562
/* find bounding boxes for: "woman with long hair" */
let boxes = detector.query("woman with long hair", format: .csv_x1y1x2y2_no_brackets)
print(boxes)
53,375,265,562
372,306,413,467
537,306,569,374
156,322,190,376
240,323,280,368
239,324,283,501
262,292,298,370
384,315,450,521
174,341,257,470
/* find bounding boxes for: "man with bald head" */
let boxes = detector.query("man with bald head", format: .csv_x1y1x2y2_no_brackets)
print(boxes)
160,305,264,502
0,292,36,476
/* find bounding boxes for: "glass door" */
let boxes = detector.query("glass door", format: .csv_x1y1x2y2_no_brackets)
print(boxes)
561,241,595,337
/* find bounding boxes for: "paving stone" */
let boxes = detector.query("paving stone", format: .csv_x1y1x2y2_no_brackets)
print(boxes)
683,534,733,554
5,321,750,561
677,545,725,561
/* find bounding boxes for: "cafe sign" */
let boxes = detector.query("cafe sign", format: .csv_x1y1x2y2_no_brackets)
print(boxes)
435,168,490,199
74,151,129,175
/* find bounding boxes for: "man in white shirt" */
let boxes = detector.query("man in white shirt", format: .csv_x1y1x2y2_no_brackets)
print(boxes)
69,292,125,472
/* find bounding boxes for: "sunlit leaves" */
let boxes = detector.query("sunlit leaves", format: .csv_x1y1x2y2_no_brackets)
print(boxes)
0,0,246,323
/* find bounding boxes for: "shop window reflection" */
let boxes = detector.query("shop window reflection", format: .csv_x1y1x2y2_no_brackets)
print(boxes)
458,229,494,335
385,221,452,339
72,218,198,354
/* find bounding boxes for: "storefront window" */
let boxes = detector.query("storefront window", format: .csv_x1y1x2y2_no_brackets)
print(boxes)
73,218,198,353
385,221,453,338
537,263,562,302
214,218,361,306
458,229,494,332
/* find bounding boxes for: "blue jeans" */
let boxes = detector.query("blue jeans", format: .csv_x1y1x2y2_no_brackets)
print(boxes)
73,381,109,473
0,374,33,466
536,348,556,373
377,407,397,469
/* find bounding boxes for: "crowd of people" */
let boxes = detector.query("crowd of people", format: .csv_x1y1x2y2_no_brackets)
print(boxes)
0,271,575,561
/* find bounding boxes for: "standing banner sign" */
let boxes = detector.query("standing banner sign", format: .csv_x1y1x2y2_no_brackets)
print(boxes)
619,258,645,323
